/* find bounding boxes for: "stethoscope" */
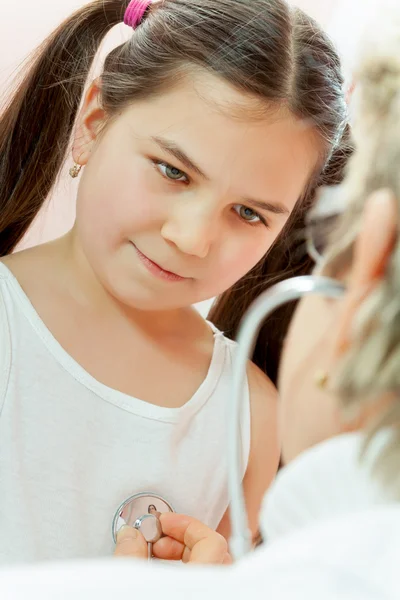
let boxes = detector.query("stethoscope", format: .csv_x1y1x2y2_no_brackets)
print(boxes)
112,276,345,562
112,492,175,560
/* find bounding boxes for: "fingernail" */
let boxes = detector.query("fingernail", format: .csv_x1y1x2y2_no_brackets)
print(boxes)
117,525,138,541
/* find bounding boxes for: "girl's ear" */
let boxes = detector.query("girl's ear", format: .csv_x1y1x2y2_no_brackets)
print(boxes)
72,79,107,165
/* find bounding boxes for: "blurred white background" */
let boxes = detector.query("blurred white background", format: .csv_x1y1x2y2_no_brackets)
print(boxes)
0,0,374,315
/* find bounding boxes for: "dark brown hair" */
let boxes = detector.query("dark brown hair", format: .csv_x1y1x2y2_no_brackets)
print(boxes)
0,0,350,379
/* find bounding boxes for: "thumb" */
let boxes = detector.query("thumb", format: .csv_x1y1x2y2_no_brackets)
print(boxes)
114,526,148,559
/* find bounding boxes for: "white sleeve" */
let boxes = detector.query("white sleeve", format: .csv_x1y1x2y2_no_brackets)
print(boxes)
0,555,378,600
0,285,11,414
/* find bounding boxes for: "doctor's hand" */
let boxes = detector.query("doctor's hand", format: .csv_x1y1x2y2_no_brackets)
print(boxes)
114,513,232,565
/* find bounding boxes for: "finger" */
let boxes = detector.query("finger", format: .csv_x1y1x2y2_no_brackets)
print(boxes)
159,513,212,545
152,536,186,561
186,531,228,564
182,547,231,565
114,526,148,559
154,533,227,565
160,514,228,565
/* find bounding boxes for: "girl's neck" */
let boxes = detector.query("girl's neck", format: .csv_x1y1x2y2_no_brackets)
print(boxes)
33,232,201,338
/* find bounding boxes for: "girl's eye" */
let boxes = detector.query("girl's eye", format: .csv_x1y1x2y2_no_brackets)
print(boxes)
155,161,188,183
233,204,266,226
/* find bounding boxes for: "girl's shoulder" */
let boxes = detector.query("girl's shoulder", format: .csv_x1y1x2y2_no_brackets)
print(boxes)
0,244,52,285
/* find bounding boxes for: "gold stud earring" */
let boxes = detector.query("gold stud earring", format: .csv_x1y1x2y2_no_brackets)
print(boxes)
69,163,82,178
314,370,329,390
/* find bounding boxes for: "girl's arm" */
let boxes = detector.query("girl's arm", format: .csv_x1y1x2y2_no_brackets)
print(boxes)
217,362,280,543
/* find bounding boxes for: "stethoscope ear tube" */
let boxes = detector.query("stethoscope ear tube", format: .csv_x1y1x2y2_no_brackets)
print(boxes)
228,276,345,561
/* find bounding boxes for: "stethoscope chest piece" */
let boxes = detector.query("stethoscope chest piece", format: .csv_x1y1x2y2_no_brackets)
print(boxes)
112,492,174,545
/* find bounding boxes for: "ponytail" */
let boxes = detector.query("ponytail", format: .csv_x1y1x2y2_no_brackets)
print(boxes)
0,0,129,256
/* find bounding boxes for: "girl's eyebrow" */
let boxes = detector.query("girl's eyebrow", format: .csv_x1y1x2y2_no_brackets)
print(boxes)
151,135,209,180
244,198,289,216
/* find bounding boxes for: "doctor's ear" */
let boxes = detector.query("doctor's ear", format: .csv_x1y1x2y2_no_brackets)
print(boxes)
331,189,397,360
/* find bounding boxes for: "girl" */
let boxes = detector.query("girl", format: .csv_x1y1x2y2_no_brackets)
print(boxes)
0,0,348,563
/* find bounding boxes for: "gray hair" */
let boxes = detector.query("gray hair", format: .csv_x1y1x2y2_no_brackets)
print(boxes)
323,15,400,495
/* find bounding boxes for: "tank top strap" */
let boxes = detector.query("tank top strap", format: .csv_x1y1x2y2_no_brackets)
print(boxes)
205,320,225,337
205,320,251,479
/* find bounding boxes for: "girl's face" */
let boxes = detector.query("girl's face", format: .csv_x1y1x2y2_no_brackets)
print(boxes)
73,73,320,310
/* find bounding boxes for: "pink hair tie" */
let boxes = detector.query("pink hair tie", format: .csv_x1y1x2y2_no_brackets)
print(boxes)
124,0,152,29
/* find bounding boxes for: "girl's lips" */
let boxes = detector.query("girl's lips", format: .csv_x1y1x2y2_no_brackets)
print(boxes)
133,244,188,282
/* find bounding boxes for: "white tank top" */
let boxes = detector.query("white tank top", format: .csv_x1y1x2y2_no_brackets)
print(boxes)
0,262,250,564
